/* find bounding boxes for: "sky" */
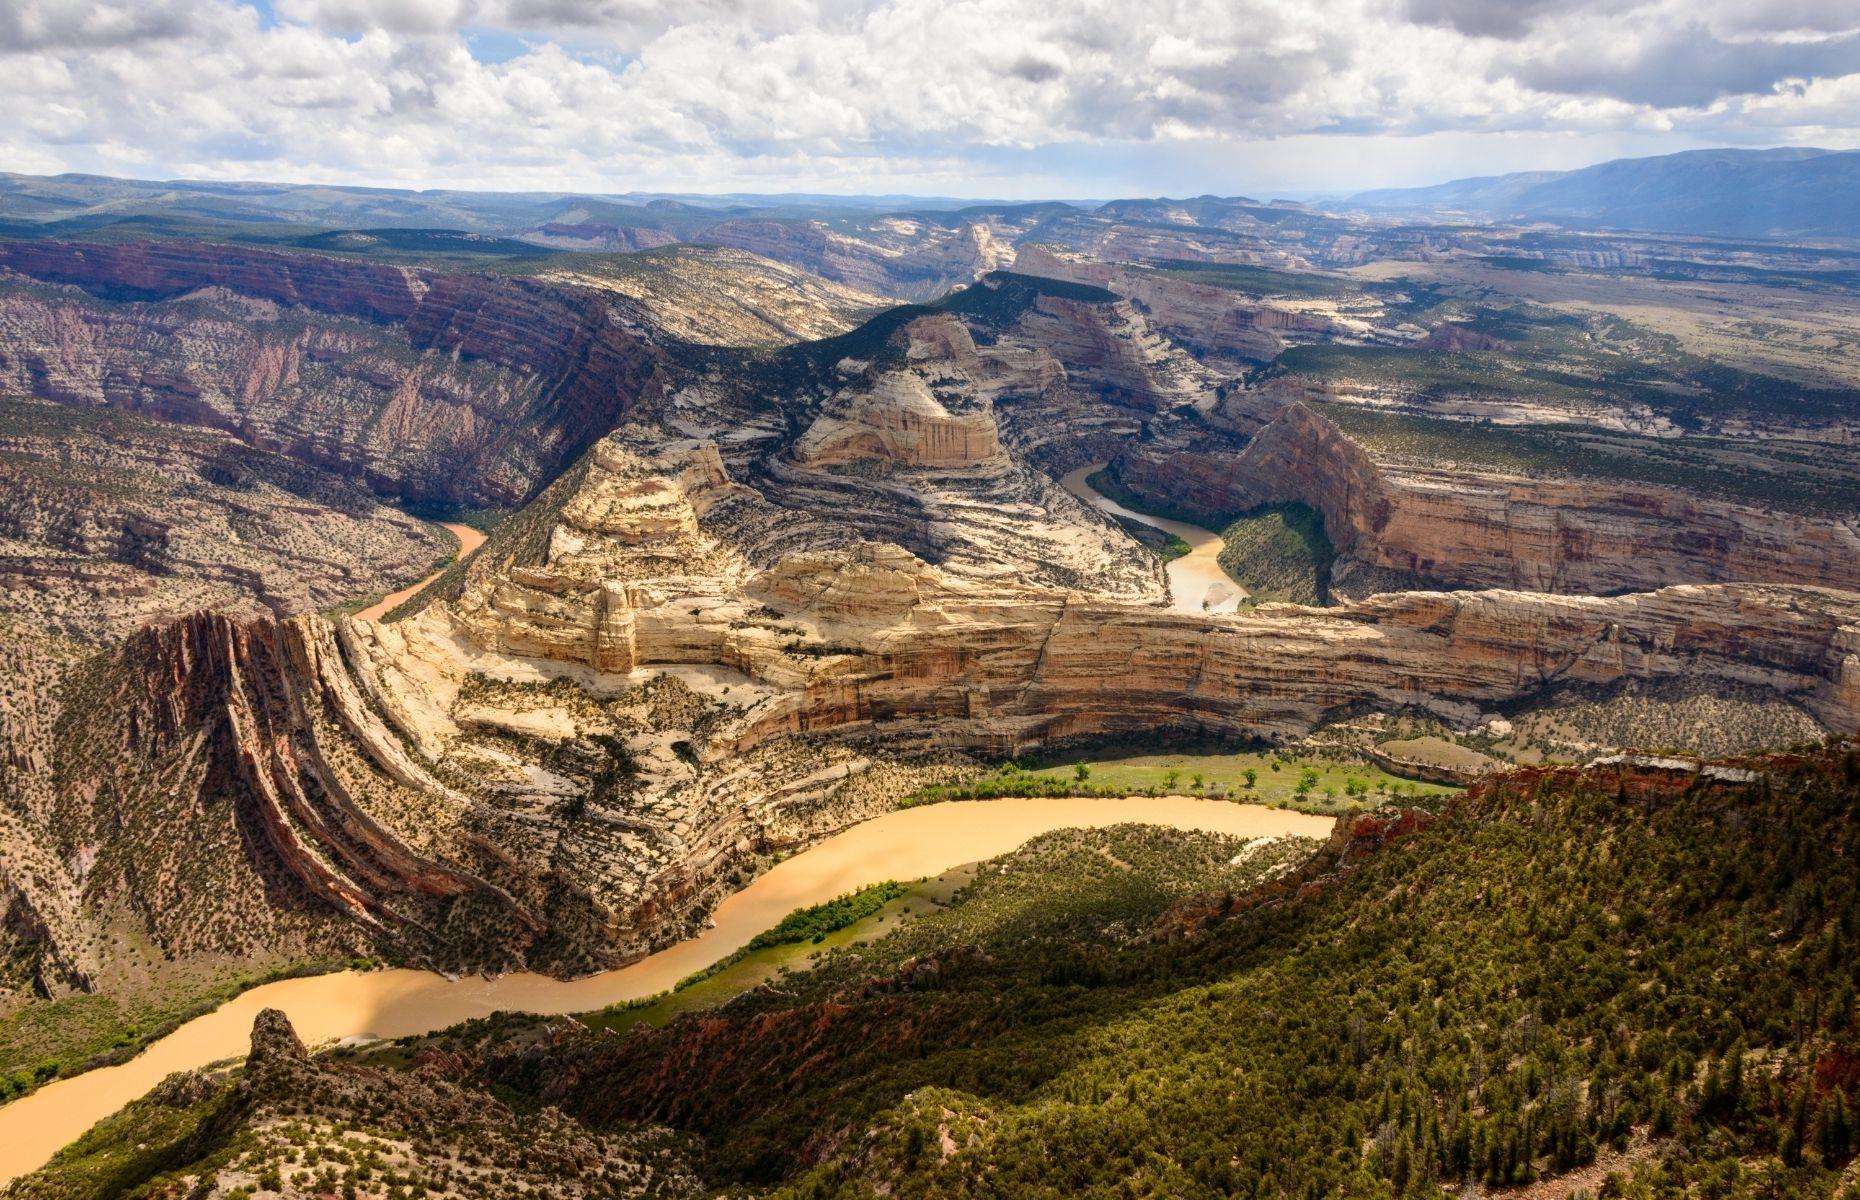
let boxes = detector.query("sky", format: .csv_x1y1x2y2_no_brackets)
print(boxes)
5,0,1860,199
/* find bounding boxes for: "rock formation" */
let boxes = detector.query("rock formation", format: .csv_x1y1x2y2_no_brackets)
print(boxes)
1013,243,1331,364
449,440,1860,750
0,398,453,641
0,238,667,506
695,216,1015,301
1117,400,1860,596
530,244,886,347
3,234,1858,1033
22,421,1833,982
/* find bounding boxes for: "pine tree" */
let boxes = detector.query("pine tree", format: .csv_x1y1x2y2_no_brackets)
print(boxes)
1818,1090,1854,1165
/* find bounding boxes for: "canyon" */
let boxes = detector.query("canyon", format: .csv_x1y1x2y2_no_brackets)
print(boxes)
1113,397,1860,597
0,203,1856,1198
6,410,1850,1005
0,794,1331,1189
0,238,667,508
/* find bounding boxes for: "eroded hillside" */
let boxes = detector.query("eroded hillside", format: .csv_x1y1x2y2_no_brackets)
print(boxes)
15,747,1860,1199
0,221,1855,1137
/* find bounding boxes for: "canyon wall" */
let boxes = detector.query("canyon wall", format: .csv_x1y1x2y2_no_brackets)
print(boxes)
0,400,452,641
1013,244,1330,363
696,219,1012,301
454,439,1860,746
55,545,1854,981
0,239,667,505
590,553,1860,748
1117,400,1860,596
17,424,1855,984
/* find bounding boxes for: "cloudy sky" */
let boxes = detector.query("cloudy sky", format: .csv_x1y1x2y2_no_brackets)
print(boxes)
5,0,1860,198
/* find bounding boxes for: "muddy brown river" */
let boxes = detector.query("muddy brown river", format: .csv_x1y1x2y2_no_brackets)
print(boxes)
1060,465,1245,614
353,520,486,623
0,797,1332,1184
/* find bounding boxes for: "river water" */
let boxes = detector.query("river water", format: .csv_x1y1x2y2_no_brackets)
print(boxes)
353,521,487,623
0,797,1331,1184
1059,465,1245,614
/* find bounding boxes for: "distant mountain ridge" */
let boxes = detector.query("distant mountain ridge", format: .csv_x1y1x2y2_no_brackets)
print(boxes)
0,171,1037,233
1338,147,1860,238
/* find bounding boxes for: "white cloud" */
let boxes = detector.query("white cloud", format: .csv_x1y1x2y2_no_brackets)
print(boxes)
1,0,1858,195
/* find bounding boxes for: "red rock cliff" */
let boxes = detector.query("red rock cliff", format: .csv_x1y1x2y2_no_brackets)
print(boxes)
0,239,666,505
1118,401,1860,596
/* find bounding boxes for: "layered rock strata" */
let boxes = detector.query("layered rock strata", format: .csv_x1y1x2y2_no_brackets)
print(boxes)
695,215,1018,301
0,399,452,641
8,244,1860,1007
655,294,1176,600
531,244,886,347
1117,400,1860,596
0,239,667,505
1013,244,1331,364
12,409,1858,989
451,450,1860,747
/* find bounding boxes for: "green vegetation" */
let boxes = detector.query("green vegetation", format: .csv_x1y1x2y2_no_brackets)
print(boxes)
577,876,963,1040
907,748,1455,815
746,882,910,951
1275,342,1596,404
486,744,1860,1200
23,749,1860,1199
13,1015,703,1200
1261,288,1860,430
1081,467,1217,529
1150,260,1371,299
11,1070,236,1199
383,451,593,622
0,959,356,1106
291,227,560,263
1216,501,1333,605
747,270,1127,399
321,523,466,620
1109,513,1191,562
1316,402,1860,517
401,501,510,535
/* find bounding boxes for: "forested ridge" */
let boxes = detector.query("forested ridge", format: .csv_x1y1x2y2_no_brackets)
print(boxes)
483,745,1860,1199
14,746,1860,1200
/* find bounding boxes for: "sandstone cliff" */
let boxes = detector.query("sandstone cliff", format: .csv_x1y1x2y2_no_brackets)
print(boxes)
1117,400,1860,597
1013,243,1331,364
530,244,886,347
0,398,453,641
12,399,1857,991
452,453,1860,749
246,428,1860,973
0,239,667,506
695,217,1014,302
6,241,1858,1012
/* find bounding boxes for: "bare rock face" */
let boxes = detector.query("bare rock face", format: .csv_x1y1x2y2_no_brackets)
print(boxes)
0,239,667,506
1414,323,1507,352
793,317,1010,472
794,373,1005,471
1010,292,1210,411
450,444,1860,754
665,304,1165,601
12,392,1857,989
242,1008,311,1094
1118,400,1860,597
1032,213,1311,272
530,244,887,347
1013,244,1328,364
77,1008,703,1199
0,399,452,642
5,235,1857,1014
117,609,539,945
695,217,1015,302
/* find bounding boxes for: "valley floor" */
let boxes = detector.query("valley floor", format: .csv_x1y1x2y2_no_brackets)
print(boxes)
0,795,1331,1187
